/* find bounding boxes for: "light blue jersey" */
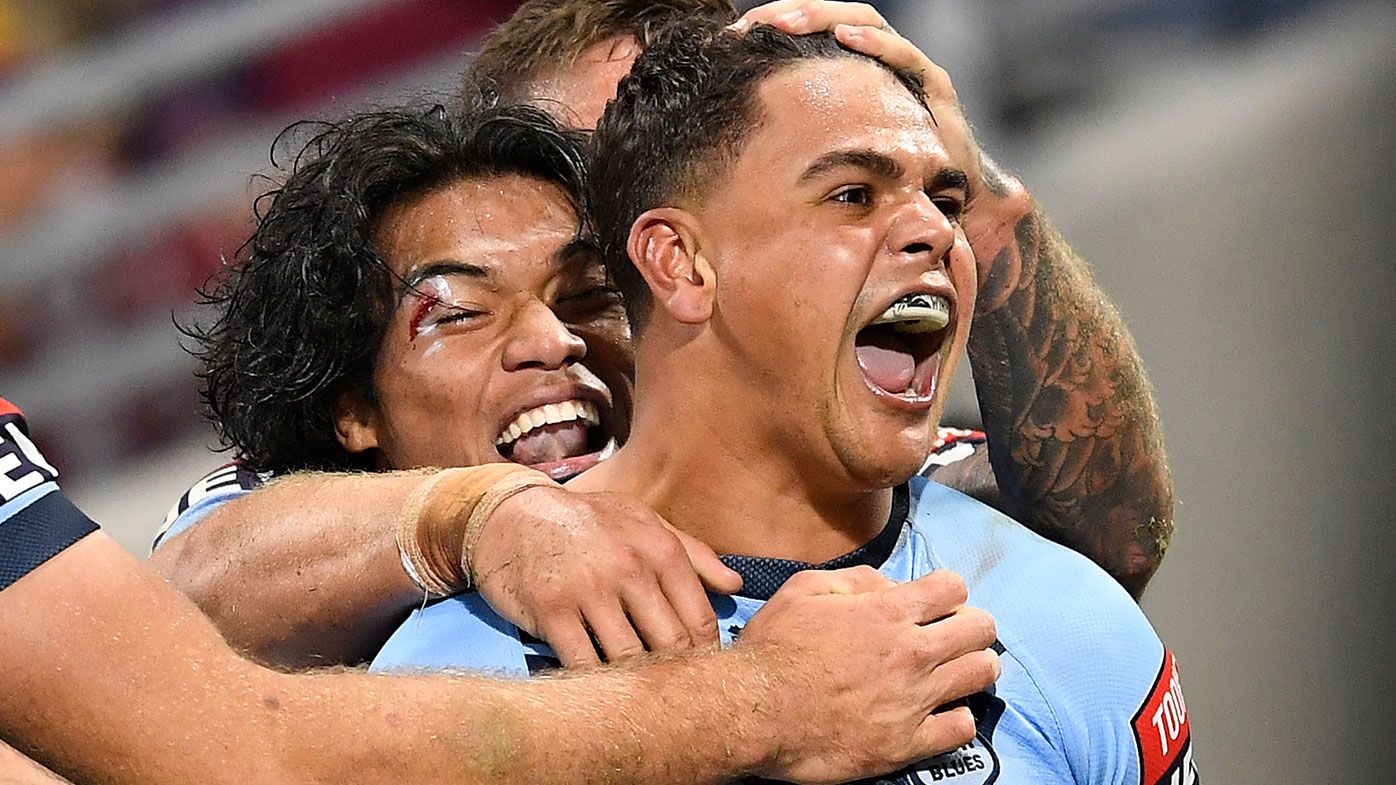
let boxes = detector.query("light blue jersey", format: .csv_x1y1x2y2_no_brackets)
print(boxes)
373,479,1199,785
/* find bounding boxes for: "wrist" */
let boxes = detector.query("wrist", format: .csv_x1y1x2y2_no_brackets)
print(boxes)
396,465,557,597
709,643,800,778
458,470,556,586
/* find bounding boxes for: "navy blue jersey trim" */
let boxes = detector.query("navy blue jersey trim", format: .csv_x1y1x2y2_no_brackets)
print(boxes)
0,490,98,591
524,653,561,674
719,483,910,600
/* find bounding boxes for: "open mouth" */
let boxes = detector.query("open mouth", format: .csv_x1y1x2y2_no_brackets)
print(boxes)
853,293,952,404
495,398,617,481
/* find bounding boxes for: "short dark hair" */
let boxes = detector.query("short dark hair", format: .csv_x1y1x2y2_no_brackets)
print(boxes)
187,96,590,474
587,25,926,331
469,0,737,100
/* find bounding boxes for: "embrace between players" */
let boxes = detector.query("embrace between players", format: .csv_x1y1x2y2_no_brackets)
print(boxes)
1,2,1195,784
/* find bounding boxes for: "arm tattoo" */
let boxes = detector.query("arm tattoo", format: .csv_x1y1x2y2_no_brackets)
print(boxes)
958,182,1174,598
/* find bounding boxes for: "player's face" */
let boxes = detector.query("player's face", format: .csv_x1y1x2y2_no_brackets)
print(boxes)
349,174,632,480
692,58,977,487
526,35,641,129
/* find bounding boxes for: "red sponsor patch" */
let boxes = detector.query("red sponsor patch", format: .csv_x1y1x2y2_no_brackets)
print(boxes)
1132,649,1196,784
0,398,20,419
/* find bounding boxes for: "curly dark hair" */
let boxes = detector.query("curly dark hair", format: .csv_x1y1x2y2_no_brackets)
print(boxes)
588,25,926,332
187,97,590,474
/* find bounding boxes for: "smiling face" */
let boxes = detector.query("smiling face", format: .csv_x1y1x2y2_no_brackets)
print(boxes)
337,174,632,480
687,57,977,488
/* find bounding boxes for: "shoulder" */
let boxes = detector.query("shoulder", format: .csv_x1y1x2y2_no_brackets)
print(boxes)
152,461,269,551
907,477,1197,784
910,477,1161,676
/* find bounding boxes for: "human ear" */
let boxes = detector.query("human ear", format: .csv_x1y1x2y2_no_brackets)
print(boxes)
626,208,715,325
333,388,381,457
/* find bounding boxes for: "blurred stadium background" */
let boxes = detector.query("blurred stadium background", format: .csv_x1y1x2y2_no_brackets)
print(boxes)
1,0,1391,781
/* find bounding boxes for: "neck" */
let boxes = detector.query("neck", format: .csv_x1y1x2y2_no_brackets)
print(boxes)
571,336,891,562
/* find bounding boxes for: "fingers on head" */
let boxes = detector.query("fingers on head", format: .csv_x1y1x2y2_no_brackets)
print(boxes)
797,1,888,32
739,1,886,34
830,26,956,103
922,60,956,101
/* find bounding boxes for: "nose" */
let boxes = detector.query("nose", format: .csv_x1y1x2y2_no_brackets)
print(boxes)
885,193,956,270
501,298,587,372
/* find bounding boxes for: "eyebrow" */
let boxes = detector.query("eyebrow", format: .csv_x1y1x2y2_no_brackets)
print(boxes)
927,168,969,195
404,260,491,288
798,148,970,196
400,238,599,301
798,149,904,184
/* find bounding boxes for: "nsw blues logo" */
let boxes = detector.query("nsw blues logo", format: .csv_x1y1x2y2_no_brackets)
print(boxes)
903,734,999,784
849,691,1003,785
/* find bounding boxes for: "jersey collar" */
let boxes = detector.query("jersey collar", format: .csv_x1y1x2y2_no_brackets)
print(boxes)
716,483,911,601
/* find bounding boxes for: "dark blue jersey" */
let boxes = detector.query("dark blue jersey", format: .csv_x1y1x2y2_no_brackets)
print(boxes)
0,398,98,592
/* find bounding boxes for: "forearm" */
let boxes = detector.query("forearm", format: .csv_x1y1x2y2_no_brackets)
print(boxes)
961,165,1174,596
148,471,431,667
286,652,775,785
5,534,771,785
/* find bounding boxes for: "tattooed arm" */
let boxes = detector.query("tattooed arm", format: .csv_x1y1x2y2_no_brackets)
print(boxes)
955,162,1173,598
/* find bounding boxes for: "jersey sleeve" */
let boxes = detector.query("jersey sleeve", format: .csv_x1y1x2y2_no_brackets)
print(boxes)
1021,563,1199,785
151,462,265,552
0,398,99,592
908,478,1199,784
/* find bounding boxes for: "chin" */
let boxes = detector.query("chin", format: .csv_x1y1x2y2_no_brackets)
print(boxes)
836,425,934,490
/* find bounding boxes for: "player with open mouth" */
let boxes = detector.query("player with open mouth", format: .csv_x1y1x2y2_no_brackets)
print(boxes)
492,372,619,481
371,22,1196,785
856,290,954,402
